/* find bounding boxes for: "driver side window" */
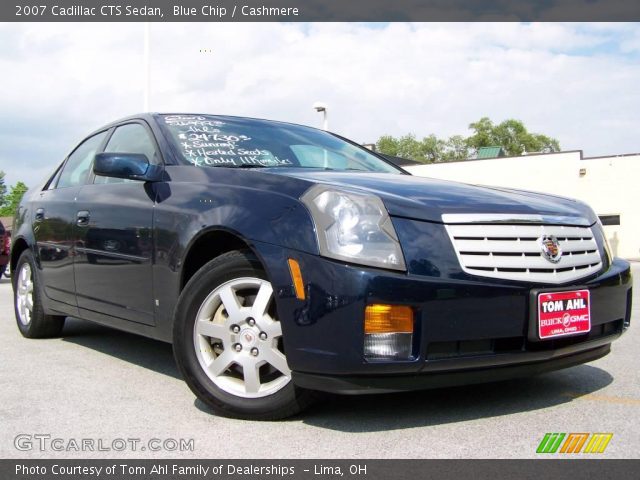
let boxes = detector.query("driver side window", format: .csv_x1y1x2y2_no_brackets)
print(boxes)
94,123,158,184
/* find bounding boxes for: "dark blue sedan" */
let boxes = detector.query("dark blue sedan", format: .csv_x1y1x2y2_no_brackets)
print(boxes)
10,114,632,419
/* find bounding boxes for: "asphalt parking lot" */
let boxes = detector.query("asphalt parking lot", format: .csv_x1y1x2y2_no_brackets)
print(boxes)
1,266,639,459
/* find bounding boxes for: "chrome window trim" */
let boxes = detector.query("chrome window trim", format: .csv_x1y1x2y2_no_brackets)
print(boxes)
441,213,592,227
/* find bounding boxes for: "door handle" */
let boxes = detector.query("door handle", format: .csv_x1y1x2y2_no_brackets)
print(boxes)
76,210,90,227
34,208,45,222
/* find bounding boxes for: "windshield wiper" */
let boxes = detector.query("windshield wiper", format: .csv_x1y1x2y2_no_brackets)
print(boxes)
296,167,368,172
227,164,270,169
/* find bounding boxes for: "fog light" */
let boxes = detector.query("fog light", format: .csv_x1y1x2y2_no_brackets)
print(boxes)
364,333,413,359
364,304,413,359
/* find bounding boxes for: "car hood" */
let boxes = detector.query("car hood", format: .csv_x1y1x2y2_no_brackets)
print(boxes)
269,169,597,225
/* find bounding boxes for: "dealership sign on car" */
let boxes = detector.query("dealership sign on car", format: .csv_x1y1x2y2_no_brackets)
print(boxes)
538,290,591,339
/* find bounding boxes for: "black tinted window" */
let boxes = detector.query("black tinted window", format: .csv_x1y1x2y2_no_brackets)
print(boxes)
57,131,108,189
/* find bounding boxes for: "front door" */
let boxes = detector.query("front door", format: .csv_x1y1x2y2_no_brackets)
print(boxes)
73,122,159,325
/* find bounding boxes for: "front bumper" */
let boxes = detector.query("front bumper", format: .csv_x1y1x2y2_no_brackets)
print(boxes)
292,344,612,394
252,241,632,393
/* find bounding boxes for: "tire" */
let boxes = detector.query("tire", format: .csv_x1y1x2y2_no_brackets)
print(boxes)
13,249,65,338
173,250,318,420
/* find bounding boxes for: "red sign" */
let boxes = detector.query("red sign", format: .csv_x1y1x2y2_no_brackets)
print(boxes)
538,290,591,339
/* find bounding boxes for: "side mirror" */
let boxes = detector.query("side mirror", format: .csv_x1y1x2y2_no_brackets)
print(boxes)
93,153,162,182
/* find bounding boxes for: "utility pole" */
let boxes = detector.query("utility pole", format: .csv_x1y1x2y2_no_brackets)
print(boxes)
143,22,150,112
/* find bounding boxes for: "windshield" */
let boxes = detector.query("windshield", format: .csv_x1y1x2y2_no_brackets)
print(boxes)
160,114,401,174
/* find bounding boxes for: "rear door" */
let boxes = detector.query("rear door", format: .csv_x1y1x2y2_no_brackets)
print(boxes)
73,121,159,325
32,131,108,307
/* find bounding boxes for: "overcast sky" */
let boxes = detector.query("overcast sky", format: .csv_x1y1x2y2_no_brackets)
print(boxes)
0,22,638,187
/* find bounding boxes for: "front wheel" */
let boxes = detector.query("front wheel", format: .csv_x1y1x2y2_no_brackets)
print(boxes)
13,249,65,338
173,250,317,420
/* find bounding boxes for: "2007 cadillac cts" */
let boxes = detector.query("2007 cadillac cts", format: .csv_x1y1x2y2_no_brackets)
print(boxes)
11,114,632,419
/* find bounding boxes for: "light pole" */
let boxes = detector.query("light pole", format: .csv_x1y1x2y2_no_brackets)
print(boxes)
143,22,150,112
313,102,328,130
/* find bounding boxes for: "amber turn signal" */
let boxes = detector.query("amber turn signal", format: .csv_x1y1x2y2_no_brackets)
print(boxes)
364,304,413,334
287,258,306,300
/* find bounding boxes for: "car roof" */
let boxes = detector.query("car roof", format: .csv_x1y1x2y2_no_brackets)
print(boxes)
96,113,323,134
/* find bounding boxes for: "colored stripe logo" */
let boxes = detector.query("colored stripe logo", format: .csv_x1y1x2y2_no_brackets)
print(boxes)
584,433,614,453
537,433,613,454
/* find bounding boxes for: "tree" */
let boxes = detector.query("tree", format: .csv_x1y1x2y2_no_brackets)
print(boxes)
420,134,447,163
467,117,560,156
0,181,28,216
441,135,470,162
376,135,400,158
377,133,448,163
375,117,560,163
392,134,424,161
0,171,7,208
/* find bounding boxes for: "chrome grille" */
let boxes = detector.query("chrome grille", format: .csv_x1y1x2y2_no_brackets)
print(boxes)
444,215,602,284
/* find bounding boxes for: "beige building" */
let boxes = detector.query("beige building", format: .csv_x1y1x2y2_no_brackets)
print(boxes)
405,151,639,260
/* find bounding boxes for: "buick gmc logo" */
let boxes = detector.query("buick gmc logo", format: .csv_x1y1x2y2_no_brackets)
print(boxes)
539,235,562,263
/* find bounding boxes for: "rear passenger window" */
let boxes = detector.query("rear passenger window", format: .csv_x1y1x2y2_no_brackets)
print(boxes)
57,131,108,189
95,123,158,184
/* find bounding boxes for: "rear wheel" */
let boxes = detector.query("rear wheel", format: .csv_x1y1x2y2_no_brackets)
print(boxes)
173,250,317,419
14,250,65,338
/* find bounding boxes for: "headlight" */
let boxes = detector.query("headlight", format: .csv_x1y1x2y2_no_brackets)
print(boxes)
301,185,406,271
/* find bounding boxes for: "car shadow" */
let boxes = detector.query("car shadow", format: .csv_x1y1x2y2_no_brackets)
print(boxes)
59,318,614,430
300,365,613,432
61,317,181,380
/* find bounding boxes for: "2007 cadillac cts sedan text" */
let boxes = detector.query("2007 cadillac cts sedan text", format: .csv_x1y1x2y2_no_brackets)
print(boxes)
11,114,632,419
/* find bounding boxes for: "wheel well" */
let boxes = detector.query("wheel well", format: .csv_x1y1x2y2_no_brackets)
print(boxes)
10,238,29,274
181,230,252,290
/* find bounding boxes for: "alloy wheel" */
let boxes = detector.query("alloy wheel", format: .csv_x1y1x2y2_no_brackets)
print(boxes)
16,263,34,326
193,277,291,398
